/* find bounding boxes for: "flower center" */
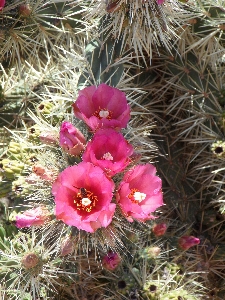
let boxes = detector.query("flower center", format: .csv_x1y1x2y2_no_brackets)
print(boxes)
93,107,112,120
128,188,146,204
102,152,113,160
74,188,98,213
81,197,92,206
99,110,109,118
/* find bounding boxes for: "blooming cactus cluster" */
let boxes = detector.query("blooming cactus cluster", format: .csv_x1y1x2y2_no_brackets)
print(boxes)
53,83,164,232
16,83,163,235
15,84,200,253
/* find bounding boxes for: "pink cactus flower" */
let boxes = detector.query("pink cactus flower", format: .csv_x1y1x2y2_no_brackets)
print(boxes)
178,236,200,250
153,223,167,236
72,84,131,131
102,251,121,270
82,129,134,177
52,162,116,233
15,206,51,228
59,121,86,156
0,0,5,10
116,164,163,222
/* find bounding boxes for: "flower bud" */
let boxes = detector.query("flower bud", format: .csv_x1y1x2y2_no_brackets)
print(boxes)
19,4,32,17
40,131,58,145
25,173,40,184
28,124,41,142
106,1,121,13
59,121,86,156
157,0,165,4
21,252,39,269
38,101,54,115
15,206,51,228
102,251,121,271
32,163,56,182
140,246,161,259
178,236,200,250
0,0,5,10
152,223,167,237
60,236,75,256
12,176,30,197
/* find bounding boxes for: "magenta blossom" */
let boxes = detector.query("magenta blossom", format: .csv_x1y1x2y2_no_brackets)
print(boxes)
59,121,86,156
178,236,200,250
82,129,134,176
0,0,5,10
116,164,163,222
15,206,51,228
52,162,116,233
72,83,131,131
102,251,121,270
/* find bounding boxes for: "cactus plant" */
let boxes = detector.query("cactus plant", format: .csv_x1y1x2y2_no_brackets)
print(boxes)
1,0,225,299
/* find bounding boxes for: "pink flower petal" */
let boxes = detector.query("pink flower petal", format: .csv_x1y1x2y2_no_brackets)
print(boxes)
0,0,5,10
16,206,51,228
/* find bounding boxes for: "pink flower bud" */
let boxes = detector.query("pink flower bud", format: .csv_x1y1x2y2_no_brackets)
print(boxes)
19,4,32,17
157,0,165,4
32,164,56,182
60,236,75,256
0,0,5,10
21,253,39,269
152,223,167,237
40,131,58,145
59,122,86,156
15,206,51,228
102,251,121,271
25,173,41,184
178,236,200,250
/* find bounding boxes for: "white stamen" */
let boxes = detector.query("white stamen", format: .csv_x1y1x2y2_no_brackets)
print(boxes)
102,152,113,160
82,198,92,206
99,110,109,118
133,192,146,202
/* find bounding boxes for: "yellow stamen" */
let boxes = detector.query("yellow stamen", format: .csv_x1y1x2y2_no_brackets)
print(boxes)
102,152,113,160
93,107,112,120
74,188,98,213
128,188,146,204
